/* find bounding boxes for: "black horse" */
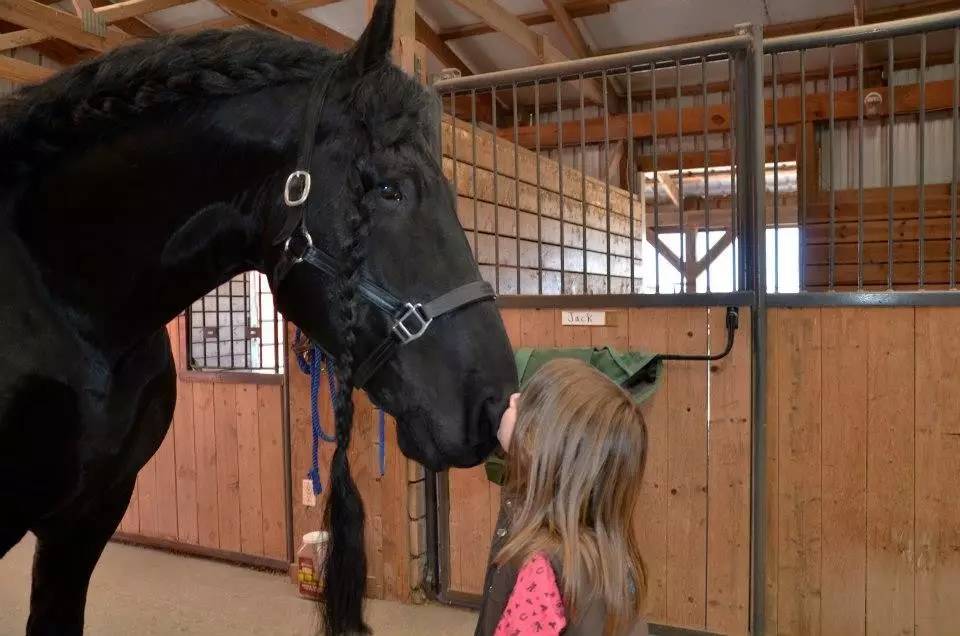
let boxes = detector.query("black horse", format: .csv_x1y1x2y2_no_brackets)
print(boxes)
0,1,517,634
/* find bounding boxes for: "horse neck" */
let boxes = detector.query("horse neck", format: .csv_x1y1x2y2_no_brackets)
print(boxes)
13,97,301,354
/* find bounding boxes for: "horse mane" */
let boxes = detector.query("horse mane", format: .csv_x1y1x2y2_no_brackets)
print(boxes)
0,29,435,191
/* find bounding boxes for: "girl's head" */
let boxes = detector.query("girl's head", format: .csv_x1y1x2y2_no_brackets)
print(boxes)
497,358,647,634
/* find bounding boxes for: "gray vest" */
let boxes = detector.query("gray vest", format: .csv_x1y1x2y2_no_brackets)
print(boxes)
475,497,649,636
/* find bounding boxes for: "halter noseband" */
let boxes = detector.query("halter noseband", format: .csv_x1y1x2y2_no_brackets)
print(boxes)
270,64,496,388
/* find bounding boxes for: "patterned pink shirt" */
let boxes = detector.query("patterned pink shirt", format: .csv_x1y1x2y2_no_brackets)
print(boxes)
494,552,567,636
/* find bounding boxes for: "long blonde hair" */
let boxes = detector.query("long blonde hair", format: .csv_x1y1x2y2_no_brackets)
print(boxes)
496,358,647,635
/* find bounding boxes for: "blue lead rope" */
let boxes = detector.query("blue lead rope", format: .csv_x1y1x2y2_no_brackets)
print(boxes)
294,329,386,495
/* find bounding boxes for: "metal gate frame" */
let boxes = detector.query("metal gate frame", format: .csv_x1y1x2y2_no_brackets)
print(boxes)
425,9,960,636
427,27,763,636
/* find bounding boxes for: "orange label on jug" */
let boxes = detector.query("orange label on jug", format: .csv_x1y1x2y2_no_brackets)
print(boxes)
297,557,321,599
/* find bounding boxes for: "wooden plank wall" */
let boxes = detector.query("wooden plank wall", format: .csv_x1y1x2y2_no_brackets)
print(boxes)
118,316,288,563
285,324,412,602
444,306,752,635
766,307,960,636
803,184,960,289
441,116,645,296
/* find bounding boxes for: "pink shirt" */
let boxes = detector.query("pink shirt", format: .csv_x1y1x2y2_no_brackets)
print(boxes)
494,552,567,636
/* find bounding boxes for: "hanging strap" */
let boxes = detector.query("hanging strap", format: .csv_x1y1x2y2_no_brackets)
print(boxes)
294,329,387,491
294,329,335,494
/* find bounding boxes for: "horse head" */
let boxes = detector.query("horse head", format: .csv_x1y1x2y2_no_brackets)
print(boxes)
261,2,516,633
269,0,516,474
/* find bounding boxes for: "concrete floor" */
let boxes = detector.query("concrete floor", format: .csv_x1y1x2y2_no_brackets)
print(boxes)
0,535,478,635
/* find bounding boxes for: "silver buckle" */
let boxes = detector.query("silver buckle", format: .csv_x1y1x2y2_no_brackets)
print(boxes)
284,170,312,207
392,303,432,344
282,226,314,265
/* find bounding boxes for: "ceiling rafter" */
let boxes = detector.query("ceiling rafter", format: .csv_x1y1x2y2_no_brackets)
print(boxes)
439,0,616,41
0,0,189,53
0,50,52,81
176,0,342,34
415,12,470,76
212,0,353,50
446,0,605,105
541,0,591,58
0,0,133,52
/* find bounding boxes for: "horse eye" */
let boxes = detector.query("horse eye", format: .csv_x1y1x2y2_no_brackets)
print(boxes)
378,184,402,202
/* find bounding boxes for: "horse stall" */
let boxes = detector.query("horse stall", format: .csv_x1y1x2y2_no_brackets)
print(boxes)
430,10,960,636
7,4,960,636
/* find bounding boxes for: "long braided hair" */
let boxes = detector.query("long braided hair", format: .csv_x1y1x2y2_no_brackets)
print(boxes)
322,165,375,634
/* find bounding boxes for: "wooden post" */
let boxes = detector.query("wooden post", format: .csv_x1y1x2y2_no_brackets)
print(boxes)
684,228,698,292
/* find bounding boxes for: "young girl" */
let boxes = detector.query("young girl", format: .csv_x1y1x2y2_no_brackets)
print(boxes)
475,358,649,636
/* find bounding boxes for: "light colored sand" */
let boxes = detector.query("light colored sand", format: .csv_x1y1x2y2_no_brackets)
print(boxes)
0,535,478,635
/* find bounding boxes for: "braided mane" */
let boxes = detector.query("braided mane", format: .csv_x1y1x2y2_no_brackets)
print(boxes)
0,30,336,187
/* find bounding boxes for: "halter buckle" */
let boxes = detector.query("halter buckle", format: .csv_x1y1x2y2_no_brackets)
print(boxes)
392,303,432,344
284,170,312,207
282,226,314,265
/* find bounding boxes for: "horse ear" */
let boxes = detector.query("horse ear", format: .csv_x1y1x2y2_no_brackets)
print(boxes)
345,0,395,75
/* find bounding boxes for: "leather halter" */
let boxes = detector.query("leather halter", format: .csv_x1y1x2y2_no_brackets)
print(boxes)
271,64,496,388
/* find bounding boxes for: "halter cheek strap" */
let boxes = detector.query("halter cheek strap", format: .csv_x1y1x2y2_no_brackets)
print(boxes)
271,65,496,388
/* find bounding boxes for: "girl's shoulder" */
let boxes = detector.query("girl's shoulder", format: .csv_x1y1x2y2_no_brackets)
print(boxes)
494,551,566,636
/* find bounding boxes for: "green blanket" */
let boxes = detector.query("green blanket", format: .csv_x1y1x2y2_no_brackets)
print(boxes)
485,347,662,485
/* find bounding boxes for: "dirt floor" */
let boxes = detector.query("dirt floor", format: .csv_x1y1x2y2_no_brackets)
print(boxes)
0,535,478,635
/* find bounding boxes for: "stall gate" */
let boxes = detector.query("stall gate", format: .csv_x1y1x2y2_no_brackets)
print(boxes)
441,306,753,635
433,9,960,636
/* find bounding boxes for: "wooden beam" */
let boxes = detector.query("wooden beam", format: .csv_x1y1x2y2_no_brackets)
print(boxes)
506,76,960,149
0,0,186,53
447,0,605,105
541,0,591,58
606,139,624,185
415,12,470,76
853,0,866,25
440,0,611,41
657,174,681,207
176,0,341,34
682,227,697,291
646,227,684,274
0,51,53,82
0,0,132,52
90,0,158,38
212,0,353,50
70,0,92,14
638,144,798,172
539,0,625,103
690,230,734,278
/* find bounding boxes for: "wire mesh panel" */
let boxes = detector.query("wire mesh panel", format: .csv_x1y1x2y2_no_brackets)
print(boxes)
764,11,960,293
187,271,284,373
435,36,756,299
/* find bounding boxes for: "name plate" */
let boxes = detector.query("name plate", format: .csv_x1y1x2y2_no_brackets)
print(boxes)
561,310,607,327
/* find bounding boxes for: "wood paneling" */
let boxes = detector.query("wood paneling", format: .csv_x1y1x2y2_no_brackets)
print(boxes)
444,307,751,634
766,307,960,636
820,309,868,636
706,308,751,635
915,308,960,636
119,320,288,564
801,185,960,289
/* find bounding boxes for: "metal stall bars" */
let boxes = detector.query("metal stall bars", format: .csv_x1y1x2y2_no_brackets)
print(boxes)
764,8,960,306
434,35,758,304
186,271,285,374
430,28,764,636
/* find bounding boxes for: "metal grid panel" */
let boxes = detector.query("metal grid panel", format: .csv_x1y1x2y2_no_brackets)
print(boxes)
435,35,758,299
764,9,960,294
187,271,284,373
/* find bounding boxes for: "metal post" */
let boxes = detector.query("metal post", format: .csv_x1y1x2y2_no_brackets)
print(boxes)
735,21,767,636
280,318,295,563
